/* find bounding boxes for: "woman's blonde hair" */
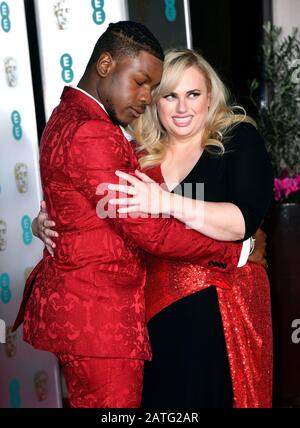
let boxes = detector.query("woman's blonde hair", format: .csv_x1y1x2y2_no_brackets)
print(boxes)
130,48,256,169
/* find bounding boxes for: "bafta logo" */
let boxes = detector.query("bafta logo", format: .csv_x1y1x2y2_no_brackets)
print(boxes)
0,319,5,344
14,163,28,194
0,220,7,251
4,326,17,358
4,56,18,87
54,0,70,30
34,370,48,401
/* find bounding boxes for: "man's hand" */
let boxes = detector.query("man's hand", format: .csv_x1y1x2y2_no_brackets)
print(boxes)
31,201,58,256
248,228,268,268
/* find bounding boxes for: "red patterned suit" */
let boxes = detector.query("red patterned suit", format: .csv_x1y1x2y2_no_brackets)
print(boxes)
13,87,243,407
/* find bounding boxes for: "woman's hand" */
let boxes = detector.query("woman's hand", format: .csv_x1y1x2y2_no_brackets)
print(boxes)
248,228,268,268
108,170,171,215
32,201,58,256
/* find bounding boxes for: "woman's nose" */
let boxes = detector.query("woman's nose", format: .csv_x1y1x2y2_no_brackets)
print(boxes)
176,97,188,113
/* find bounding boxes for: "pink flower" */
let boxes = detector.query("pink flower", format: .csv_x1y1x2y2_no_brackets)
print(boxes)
273,174,300,202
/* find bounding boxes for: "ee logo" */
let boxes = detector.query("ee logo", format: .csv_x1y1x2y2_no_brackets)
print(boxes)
0,2,11,32
10,379,21,408
21,215,33,245
164,0,176,22
11,110,23,140
60,53,74,83
0,272,11,304
92,0,105,25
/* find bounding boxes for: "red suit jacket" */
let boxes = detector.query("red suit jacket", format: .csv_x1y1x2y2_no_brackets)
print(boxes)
13,87,242,359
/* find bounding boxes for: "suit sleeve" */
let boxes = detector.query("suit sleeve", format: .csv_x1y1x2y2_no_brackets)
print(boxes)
225,123,274,239
67,120,242,272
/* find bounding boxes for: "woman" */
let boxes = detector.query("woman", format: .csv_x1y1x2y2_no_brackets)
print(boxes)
34,49,273,407
108,48,274,408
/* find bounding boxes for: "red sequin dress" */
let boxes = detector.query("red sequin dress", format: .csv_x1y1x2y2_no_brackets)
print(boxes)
145,255,273,408
143,125,273,407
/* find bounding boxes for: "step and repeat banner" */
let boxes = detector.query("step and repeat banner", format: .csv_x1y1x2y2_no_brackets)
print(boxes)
0,0,62,408
127,0,192,50
34,0,128,120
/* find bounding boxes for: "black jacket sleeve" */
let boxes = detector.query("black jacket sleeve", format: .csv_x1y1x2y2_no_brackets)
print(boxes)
224,123,274,239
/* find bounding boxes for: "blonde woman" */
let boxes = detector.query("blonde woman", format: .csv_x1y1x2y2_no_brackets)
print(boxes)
34,49,273,407
108,49,274,408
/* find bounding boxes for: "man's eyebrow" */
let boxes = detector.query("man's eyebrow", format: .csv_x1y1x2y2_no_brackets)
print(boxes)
137,71,151,81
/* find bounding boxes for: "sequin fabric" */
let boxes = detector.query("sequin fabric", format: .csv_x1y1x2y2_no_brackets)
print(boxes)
145,166,273,408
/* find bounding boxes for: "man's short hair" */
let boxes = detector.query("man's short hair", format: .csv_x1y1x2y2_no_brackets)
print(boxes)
87,21,164,68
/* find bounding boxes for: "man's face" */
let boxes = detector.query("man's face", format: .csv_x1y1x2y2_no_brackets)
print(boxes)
102,50,163,127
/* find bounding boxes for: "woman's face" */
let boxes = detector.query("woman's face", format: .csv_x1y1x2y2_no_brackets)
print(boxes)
157,65,210,142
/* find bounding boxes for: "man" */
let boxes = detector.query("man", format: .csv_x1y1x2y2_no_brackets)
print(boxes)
13,21,247,408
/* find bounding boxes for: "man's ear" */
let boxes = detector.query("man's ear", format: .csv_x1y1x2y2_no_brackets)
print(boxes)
96,52,114,77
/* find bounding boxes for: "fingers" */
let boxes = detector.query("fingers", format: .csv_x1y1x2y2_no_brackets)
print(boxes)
117,205,139,214
38,212,48,223
44,228,58,238
45,244,54,257
44,236,56,248
43,219,56,229
40,200,48,213
115,170,140,185
107,184,137,195
260,259,268,269
256,228,267,239
109,197,138,206
38,201,57,256
134,169,154,183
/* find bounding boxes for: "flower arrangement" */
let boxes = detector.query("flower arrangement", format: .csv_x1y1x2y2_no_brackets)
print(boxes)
274,173,300,203
249,22,300,203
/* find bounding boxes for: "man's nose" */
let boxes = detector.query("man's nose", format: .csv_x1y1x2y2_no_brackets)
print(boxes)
139,87,152,105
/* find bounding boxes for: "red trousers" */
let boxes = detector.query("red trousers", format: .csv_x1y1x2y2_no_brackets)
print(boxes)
56,353,144,408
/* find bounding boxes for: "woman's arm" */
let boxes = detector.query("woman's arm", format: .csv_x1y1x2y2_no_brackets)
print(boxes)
109,124,273,242
168,192,245,241
108,170,245,241
34,200,268,268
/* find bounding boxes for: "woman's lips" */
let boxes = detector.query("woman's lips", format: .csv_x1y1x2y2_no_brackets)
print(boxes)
172,115,193,126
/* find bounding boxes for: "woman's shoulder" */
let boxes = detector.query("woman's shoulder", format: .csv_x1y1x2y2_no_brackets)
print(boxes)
228,121,260,138
224,121,265,153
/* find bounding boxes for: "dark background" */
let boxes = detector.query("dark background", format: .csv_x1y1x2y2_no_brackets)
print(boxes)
189,0,272,115
127,0,273,116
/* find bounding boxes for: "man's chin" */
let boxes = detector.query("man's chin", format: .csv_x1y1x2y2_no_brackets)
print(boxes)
106,108,129,128
111,117,129,128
